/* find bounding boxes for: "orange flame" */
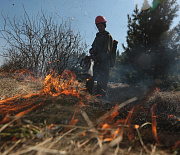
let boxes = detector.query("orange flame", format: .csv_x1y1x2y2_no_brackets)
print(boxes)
86,75,92,82
64,101,86,133
155,87,160,92
49,124,55,130
0,69,84,124
151,103,159,143
168,114,177,119
122,107,135,141
81,132,86,136
98,106,135,142
173,140,180,150
134,124,139,129
98,105,121,142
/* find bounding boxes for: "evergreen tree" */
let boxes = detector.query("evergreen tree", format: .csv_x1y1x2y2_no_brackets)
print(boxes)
162,22,180,89
167,22,180,51
122,0,179,82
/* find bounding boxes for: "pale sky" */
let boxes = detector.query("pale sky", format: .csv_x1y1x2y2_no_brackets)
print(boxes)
0,0,179,66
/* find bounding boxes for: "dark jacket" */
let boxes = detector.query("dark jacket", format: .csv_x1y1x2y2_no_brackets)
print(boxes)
92,30,113,68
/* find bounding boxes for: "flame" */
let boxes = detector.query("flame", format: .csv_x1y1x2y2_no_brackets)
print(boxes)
155,87,160,92
97,105,121,142
41,69,84,98
63,107,79,133
97,106,135,142
134,124,139,129
102,123,111,129
0,69,84,124
122,107,135,141
99,124,120,142
151,103,159,143
64,101,86,132
81,132,86,136
1,68,178,150
168,114,178,120
48,124,55,130
86,75,92,82
12,136,17,141
173,140,180,150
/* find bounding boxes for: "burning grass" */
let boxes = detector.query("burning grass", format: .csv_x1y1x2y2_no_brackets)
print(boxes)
0,70,179,154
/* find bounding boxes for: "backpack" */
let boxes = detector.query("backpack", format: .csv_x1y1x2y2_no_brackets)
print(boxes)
110,40,118,67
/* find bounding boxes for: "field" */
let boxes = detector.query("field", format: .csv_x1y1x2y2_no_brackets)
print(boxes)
0,71,179,155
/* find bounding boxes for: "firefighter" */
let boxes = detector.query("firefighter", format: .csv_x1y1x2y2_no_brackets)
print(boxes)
88,15,113,98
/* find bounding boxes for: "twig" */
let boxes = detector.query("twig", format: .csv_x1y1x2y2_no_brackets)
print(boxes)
2,139,21,155
114,143,120,155
108,135,123,148
47,0,63,21
96,97,137,125
0,117,20,132
96,135,103,149
47,124,128,131
47,127,77,149
136,128,151,154
12,146,67,155
24,146,67,154
151,144,157,155
0,143,6,152
81,110,97,131
81,109,102,148
9,138,53,155
78,139,91,148
96,135,123,155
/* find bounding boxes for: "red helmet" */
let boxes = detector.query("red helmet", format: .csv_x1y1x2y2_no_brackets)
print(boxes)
95,15,107,24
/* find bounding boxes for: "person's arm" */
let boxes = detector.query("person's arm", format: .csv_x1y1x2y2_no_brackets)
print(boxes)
103,34,113,55
90,37,97,55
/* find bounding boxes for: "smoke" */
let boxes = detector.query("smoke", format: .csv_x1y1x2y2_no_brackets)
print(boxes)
165,50,180,89
134,52,154,70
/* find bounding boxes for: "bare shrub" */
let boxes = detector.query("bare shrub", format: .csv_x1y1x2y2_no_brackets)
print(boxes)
0,9,87,75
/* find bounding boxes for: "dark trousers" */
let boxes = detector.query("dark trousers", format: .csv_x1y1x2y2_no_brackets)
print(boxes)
86,65,109,96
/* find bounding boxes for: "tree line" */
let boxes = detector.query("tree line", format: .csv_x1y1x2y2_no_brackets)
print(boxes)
110,0,179,90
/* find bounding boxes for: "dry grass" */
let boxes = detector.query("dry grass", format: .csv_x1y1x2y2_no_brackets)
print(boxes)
0,76,43,100
0,73,179,155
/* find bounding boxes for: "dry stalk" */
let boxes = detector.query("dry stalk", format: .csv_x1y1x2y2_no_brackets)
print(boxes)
0,143,7,152
2,139,21,155
114,143,120,155
150,144,157,155
23,146,67,154
9,138,53,155
46,127,77,149
79,98,137,154
78,139,91,148
51,124,129,132
48,124,91,129
96,97,137,125
0,117,20,132
95,135,123,155
81,110,98,132
136,128,151,154
81,109,102,148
